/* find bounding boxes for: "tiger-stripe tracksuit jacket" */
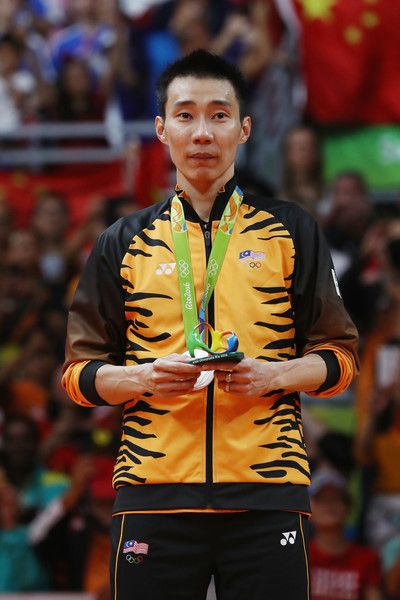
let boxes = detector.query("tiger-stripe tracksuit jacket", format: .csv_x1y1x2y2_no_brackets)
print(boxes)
62,177,359,516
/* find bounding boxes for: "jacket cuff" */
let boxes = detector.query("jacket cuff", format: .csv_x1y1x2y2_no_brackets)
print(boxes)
312,350,341,393
79,360,110,406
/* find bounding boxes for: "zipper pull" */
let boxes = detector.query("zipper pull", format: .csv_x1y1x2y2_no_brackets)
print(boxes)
203,222,211,248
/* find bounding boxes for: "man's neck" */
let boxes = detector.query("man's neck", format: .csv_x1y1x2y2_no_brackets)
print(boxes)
176,171,234,221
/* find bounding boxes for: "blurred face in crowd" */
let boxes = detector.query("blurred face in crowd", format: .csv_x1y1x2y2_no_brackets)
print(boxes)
32,194,69,241
0,40,20,76
311,486,349,531
0,0,17,25
155,76,251,191
96,0,117,25
331,174,370,230
69,0,96,21
3,419,39,473
62,59,92,96
285,127,319,173
6,229,40,270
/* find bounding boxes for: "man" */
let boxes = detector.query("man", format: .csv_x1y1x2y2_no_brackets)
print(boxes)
62,49,358,599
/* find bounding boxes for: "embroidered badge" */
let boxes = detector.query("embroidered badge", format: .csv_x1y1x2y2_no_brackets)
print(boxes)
239,249,265,269
123,539,149,564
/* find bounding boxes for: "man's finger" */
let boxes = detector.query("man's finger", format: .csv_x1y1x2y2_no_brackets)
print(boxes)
153,360,201,376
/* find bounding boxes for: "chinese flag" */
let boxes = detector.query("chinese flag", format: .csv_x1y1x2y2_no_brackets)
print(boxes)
293,0,400,124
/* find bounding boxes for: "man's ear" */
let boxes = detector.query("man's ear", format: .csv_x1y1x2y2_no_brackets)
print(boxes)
155,116,168,145
239,116,251,144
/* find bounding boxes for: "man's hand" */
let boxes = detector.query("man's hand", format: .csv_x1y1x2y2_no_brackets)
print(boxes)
212,358,276,397
140,354,201,397
202,353,328,397
95,354,202,404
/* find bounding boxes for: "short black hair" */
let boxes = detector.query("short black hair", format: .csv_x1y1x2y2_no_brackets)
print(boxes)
156,49,248,119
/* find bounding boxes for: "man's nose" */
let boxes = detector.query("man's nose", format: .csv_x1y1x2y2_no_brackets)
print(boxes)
192,117,213,143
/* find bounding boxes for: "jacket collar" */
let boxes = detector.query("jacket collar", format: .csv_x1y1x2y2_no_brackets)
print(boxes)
174,176,237,223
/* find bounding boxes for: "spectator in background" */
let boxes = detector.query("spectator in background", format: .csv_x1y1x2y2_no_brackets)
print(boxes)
240,0,305,191
0,260,49,350
0,328,57,426
322,171,373,280
0,471,49,591
309,468,382,600
339,218,400,339
280,125,324,218
169,0,212,56
50,0,116,91
51,57,107,126
48,454,115,599
0,0,21,36
30,191,70,285
5,228,41,277
0,413,116,596
0,33,38,133
105,8,139,121
0,414,70,592
42,364,119,475
211,1,272,82
354,224,400,590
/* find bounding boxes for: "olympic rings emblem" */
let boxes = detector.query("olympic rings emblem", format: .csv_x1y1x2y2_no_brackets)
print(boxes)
126,554,144,564
208,259,219,277
249,261,261,269
178,259,190,277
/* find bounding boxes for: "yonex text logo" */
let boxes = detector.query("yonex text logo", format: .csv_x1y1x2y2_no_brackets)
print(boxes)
155,262,176,275
280,531,296,546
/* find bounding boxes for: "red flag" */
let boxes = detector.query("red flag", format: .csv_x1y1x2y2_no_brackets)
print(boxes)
0,162,125,228
293,0,400,124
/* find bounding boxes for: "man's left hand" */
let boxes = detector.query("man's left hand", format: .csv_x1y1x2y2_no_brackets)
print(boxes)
209,358,276,397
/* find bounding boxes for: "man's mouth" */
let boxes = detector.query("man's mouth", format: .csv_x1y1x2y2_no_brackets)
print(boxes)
189,153,216,159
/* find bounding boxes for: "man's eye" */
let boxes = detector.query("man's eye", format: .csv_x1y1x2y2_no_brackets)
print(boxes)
178,112,191,119
214,112,228,119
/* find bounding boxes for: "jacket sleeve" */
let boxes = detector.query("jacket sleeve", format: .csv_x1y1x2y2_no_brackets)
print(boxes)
290,208,359,398
62,224,127,407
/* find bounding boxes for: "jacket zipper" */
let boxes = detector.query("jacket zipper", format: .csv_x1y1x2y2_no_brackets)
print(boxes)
202,221,214,506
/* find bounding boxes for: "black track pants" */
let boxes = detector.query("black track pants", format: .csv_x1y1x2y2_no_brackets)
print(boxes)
110,510,310,600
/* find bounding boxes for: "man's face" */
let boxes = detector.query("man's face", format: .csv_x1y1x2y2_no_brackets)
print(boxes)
155,76,251,190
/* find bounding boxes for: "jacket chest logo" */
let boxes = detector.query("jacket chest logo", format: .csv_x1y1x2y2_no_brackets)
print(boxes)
155,262,176,275
239,249,266,269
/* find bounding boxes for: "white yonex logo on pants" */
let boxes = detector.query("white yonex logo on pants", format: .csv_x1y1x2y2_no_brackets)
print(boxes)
280,531,297,546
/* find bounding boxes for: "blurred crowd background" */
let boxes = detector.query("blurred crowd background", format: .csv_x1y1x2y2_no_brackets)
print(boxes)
1,0,400,598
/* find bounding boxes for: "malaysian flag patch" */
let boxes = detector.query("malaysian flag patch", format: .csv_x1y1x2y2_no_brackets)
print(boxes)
239,249,265,262
123,539,149,555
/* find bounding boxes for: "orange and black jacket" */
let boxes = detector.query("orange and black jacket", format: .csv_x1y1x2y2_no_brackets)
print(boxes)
62,177,359,515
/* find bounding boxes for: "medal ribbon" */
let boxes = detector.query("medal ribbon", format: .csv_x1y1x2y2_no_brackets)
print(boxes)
171,185,243,353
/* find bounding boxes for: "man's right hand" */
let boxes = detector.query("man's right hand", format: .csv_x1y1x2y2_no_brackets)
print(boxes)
95,354,202,405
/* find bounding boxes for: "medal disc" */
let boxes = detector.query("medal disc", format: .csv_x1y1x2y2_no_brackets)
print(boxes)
184,349,214,390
